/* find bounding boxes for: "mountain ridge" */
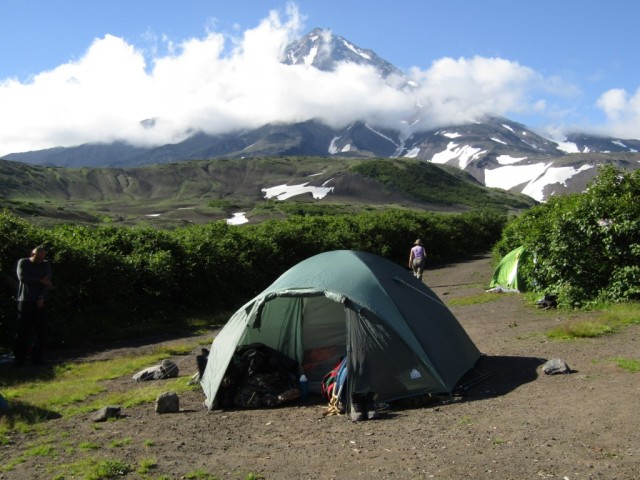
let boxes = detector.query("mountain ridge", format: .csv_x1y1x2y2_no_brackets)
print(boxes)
3,28,640,202
0,156,536,227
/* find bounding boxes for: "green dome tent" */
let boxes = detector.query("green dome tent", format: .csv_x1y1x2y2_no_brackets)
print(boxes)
489,246,527,292
201,250,481,409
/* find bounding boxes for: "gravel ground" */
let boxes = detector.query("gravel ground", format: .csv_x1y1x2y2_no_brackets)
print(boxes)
1,253,639,479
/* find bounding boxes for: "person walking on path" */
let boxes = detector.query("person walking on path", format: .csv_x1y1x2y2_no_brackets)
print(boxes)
13,246,53,367
408,239,427,281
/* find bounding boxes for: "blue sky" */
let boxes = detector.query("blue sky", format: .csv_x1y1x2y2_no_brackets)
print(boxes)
1,0,639,155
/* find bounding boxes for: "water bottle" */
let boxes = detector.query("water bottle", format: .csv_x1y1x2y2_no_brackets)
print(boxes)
299,374,309,404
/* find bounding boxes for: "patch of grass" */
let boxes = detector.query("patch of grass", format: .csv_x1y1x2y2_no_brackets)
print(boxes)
52,457,132,480
0,456,24,472
598,302,640,327
547,321,614,339
155,342,202,356
185,470,219,479
86,458,132,480
143,439,156,447
110,437,132,448
137,457,158,474
546,302,640,339
610,357,640,373
448,293,501,307
0,440,57,473
458,416,473,425
24,442,57,457
0,346,197,435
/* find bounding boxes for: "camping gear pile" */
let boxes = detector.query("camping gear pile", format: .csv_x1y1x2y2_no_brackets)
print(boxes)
214,343,300,409
200,250,481,418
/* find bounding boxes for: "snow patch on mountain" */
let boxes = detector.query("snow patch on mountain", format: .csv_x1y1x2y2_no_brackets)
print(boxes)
496,154,527,165
502,124,515,133
522,164,594,201
328,136,340,154
366,124,397,145
485,163,550,191
486,162,595,202
440,131,462,139
304,46,319,66
404,147,420,158
431,142,486,169
612,140,638,152
342,39,371,60
328,137,351,154
227,212,249,225
556,141,580,153
262,180,334,200
491,137,508,145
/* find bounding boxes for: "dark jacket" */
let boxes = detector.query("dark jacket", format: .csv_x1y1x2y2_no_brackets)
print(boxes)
16,258,51,302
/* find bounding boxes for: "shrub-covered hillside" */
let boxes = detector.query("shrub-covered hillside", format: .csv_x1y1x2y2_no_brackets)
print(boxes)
0,156,535,228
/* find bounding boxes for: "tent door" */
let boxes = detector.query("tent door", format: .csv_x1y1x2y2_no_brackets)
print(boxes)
300,296,347,392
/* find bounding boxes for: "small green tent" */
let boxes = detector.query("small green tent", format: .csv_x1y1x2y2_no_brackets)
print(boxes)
201,250,481,409
489,246,527,291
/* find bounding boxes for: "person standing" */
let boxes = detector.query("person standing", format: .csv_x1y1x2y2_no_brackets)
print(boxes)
408,239,426,281
13,246,53,367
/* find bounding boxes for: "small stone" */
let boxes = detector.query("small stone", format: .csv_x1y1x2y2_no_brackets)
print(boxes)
91,406,121,422
542,358,571,375
155,391,180,413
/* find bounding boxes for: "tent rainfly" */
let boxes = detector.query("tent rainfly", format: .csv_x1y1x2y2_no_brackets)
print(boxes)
201,250,481,409
489,246,528,292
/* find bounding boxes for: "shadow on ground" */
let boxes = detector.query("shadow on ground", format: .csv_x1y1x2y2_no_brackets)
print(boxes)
391,354,545,411
459,354,546,398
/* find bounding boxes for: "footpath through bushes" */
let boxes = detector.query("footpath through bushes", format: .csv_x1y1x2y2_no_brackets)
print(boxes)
0,208,506,349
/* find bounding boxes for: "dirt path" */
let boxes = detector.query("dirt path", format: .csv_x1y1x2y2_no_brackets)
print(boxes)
2,254,639,479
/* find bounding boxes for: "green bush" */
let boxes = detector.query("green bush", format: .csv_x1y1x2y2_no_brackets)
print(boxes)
493,166,640,306
0,208,506,349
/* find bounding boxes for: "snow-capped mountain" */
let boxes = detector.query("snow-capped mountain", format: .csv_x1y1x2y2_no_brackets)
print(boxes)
281,27,403,79
3,28,640,202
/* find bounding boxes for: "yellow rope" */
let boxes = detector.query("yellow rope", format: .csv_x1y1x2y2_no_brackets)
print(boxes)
323,384,345,417
323,393,342,416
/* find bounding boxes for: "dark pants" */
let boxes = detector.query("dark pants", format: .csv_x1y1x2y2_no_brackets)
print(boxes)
13,301,47,365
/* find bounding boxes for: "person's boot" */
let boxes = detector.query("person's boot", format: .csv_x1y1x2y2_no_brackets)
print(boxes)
364,392,378,420
350,393,365,422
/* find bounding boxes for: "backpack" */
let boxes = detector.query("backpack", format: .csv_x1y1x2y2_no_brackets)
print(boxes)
321,357,348,404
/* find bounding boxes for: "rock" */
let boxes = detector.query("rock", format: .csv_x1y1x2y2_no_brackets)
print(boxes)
133,365,163,381
159,359,179,378
91,406,121,422
155,391,180,414
542,358,571,375
133,359,180,381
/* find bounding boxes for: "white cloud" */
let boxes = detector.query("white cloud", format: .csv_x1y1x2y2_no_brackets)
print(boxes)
407,56,544,128
596,87,640,138
1,5,631,156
